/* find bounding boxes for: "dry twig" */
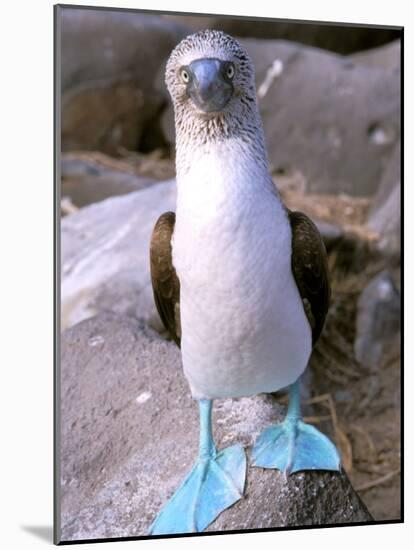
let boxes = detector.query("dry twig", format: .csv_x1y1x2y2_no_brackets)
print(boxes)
356,469,400,492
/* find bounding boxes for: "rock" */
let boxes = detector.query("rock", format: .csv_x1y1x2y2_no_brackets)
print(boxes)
368,184,400,257
368,142,401,257
59,9,186,91
61,155,156,208
162,39,400,197
163,15,400,54
247,39,400,197
370,141,401,212
58,7,189,153
61,76,165,154
61,179,176,331
354,270,401,370
59,313,372,542
349,40,401,72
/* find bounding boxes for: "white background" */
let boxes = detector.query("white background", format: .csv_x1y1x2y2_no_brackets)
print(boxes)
0,0,410,548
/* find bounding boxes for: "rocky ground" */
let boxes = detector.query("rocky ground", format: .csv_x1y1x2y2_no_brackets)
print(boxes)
57,6,401,542
60,313,372,541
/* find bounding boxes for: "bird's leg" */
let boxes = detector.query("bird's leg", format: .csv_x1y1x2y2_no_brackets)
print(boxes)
148,399,246,535
252,379,341,474
198,399,216,459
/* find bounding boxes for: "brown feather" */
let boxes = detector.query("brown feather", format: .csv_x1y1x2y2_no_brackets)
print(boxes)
150,212,181,347
288,210,331,346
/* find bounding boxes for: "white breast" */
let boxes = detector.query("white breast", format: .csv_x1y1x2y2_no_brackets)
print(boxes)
173,138,312,399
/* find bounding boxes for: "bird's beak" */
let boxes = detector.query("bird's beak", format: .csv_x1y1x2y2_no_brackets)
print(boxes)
187,59,233,113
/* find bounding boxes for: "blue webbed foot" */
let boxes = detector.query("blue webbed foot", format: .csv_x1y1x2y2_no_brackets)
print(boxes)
148,443,246,535
252,380,341,475
252,418,341,474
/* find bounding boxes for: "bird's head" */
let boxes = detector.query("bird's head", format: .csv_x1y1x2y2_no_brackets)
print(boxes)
165,30,258,133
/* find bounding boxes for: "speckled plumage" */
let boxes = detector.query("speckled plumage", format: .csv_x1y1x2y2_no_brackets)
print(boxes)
165,30,268,175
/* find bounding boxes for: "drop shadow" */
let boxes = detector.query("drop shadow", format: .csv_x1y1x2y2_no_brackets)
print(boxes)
21,525,53,543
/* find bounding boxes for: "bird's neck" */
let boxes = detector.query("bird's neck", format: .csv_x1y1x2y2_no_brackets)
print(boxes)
175,110,269,178
175,122,279,221
174,100,268,170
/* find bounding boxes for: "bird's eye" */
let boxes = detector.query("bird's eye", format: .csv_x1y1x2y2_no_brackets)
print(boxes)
181,69,190,83
226,64,235,79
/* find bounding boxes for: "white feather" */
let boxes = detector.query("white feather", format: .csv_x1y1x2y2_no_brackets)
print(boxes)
173,137,312,399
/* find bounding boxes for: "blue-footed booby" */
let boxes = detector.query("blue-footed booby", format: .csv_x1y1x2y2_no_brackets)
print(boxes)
148,30,340,535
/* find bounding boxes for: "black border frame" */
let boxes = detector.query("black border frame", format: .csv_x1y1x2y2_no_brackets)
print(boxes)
53,3,404,545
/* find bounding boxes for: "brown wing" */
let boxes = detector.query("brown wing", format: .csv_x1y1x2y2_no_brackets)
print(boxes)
288,210,331,346
149,212,181,347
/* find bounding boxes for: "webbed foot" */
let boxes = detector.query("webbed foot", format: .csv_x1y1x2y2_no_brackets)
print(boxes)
252,379,341,474
252,418,340,474
148,443,246,534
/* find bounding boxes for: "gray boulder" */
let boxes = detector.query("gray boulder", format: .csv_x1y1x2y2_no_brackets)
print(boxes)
370,141,401,212
58,7,188,153
350,40,401,72
162,39,400,197
354,270,401,370
61,154,156,208
368,184,400,257
246,39,400,197
61,179,176,331
61,76,165,154
368,141,401,257
59,313,372,542
163,15,400,54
